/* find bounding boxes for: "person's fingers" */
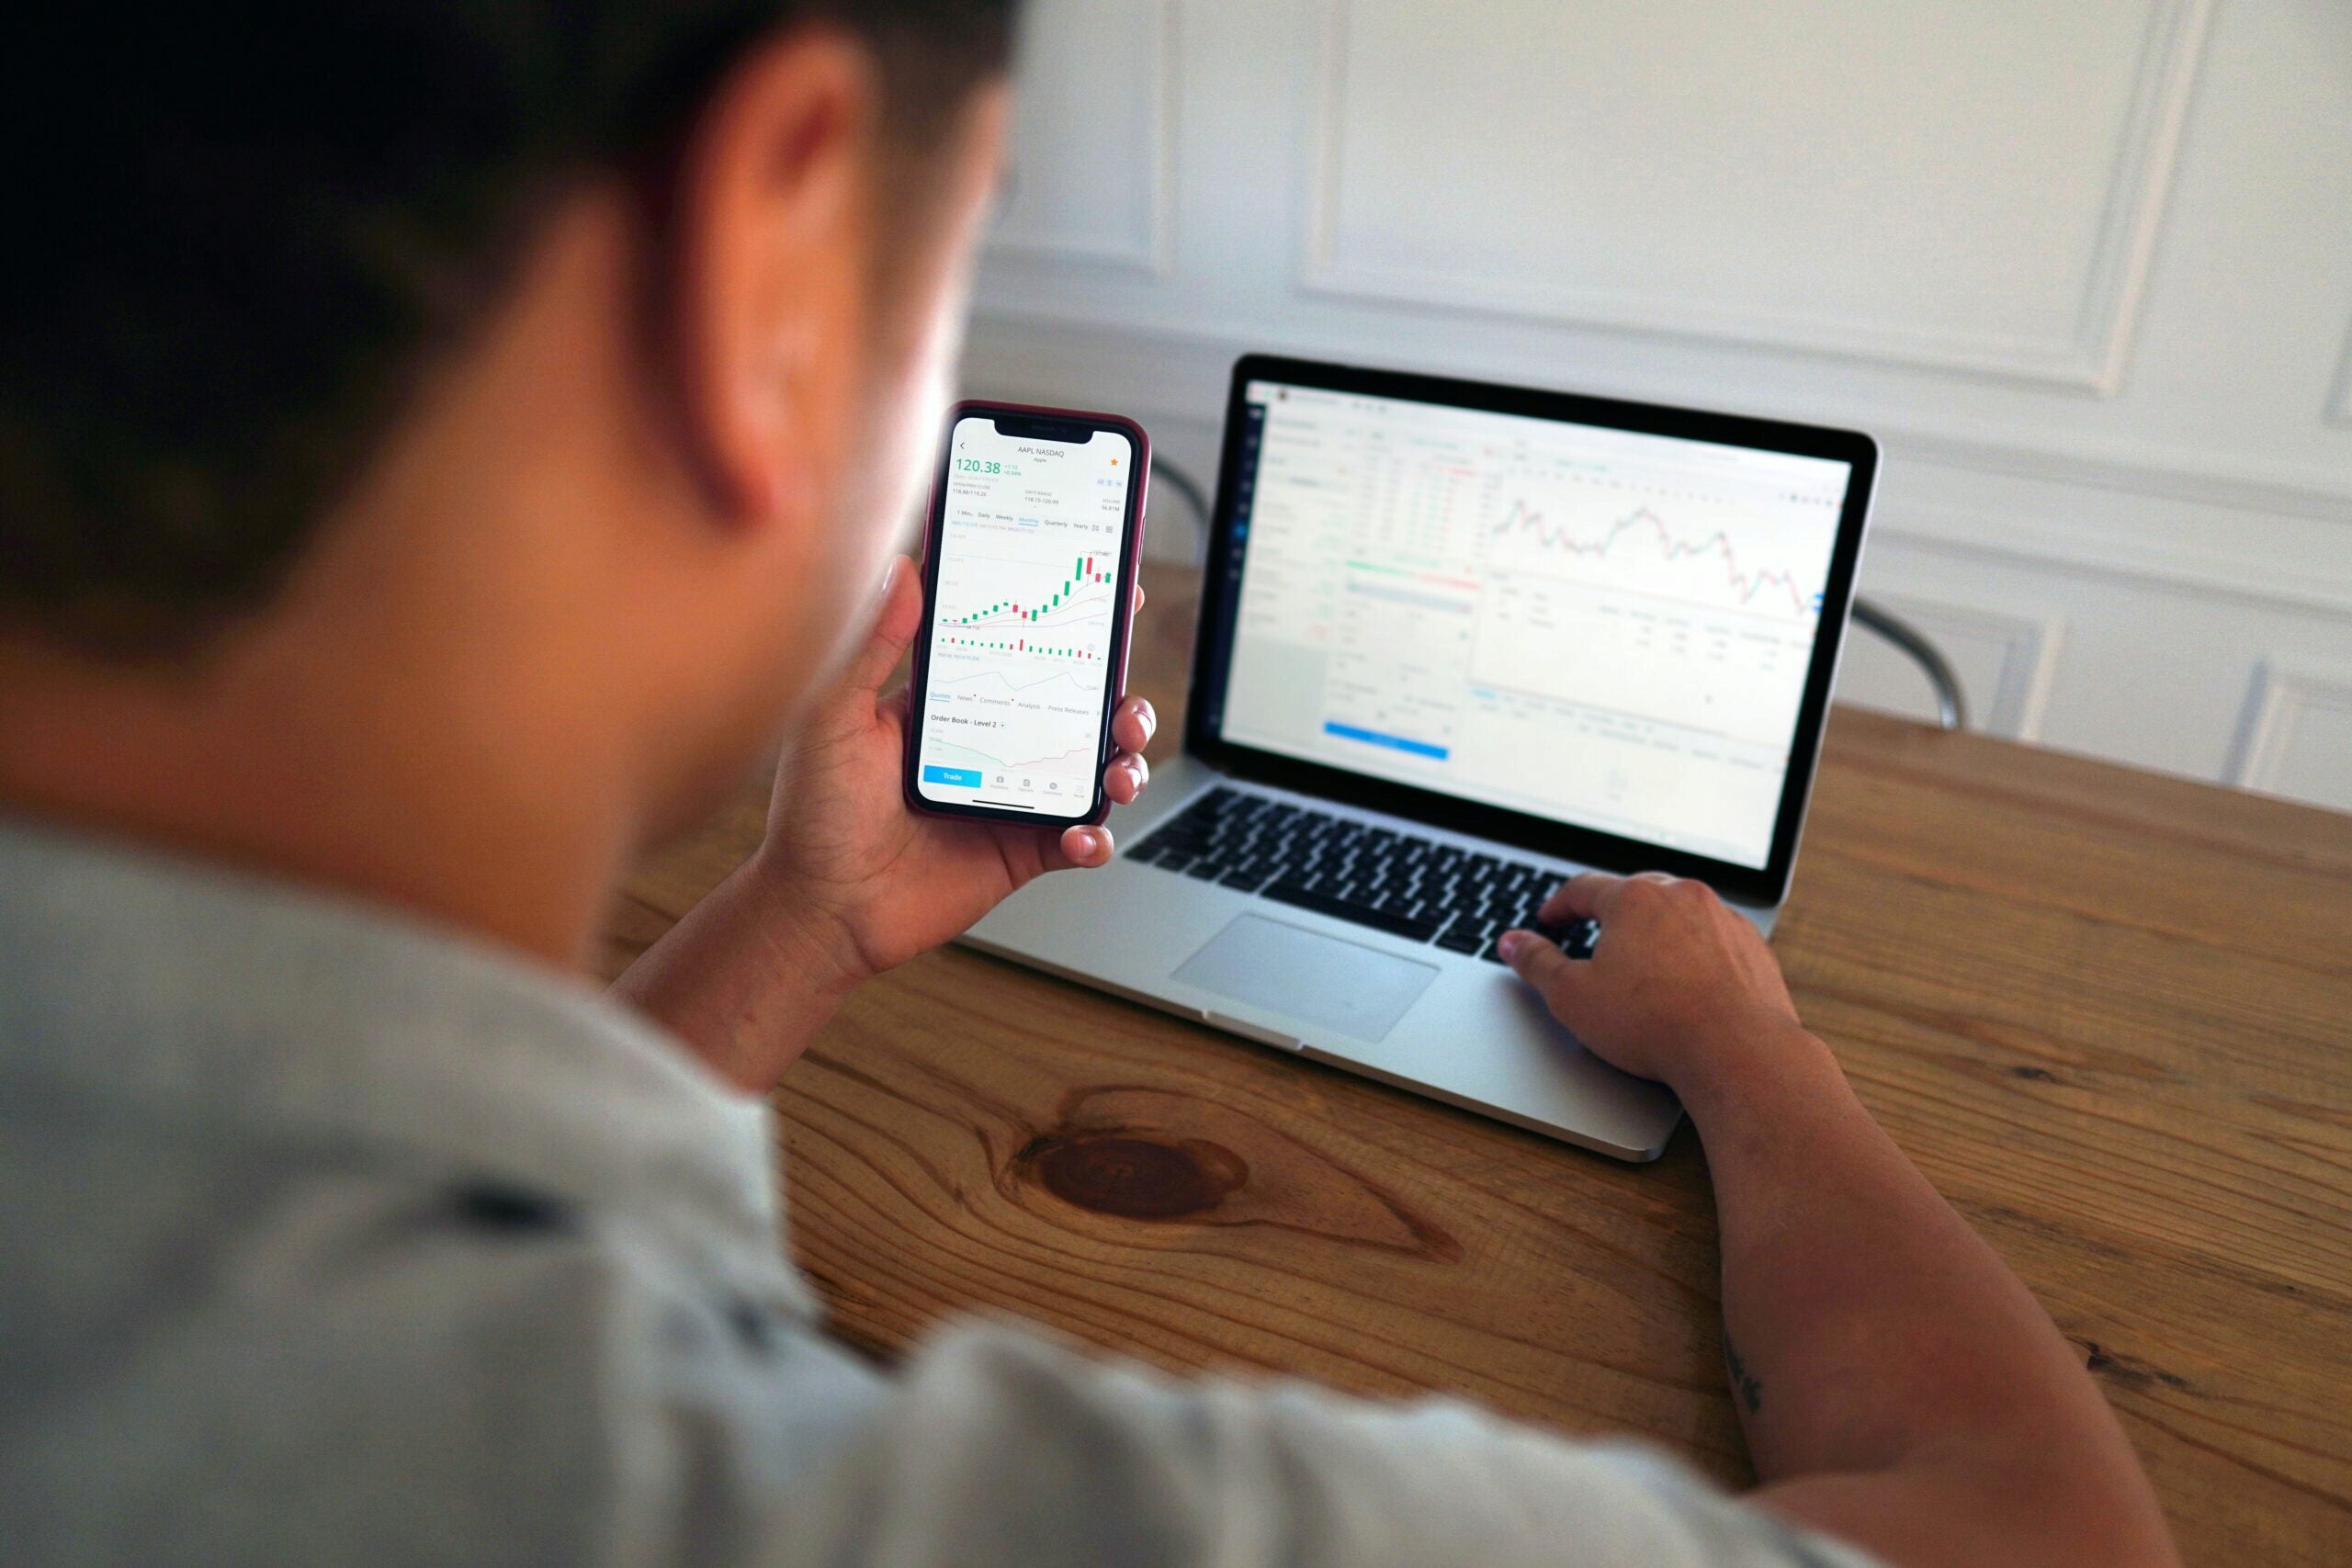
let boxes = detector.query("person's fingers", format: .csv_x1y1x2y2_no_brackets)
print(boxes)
840,555,922,697
1102,752,1148,805
1498,928,1579,1007
1111,695,1156,754
1134,581,1148,614
1539,871,1628,923
1057,824,1114,867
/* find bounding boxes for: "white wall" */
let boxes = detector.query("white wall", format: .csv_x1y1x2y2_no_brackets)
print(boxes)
956,0,2352,813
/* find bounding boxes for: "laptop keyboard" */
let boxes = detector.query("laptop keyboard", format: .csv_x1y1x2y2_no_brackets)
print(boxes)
1125,787,1598,963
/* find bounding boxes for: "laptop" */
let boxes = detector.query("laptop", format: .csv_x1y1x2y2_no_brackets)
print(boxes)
964,355,1877,1160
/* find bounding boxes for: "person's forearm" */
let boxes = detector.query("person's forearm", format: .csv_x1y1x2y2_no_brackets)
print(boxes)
1681,1021,2174,1566
610,855,863,1093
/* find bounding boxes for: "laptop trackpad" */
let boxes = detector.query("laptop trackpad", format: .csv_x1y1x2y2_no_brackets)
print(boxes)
1171,914,1438,1043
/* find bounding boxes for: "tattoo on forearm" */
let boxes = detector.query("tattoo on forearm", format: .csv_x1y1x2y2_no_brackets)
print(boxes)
1724,1334,1764,1415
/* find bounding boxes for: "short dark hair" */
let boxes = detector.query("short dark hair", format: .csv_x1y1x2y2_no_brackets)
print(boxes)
0,2,1018,656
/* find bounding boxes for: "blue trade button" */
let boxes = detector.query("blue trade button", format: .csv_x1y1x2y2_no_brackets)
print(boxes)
1320,720,1449,761
922,764,983,788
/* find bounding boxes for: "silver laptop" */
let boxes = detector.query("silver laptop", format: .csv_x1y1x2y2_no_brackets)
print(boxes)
966,355,1877,1160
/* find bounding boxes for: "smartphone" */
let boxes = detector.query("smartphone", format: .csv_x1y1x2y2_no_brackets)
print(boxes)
902,400,1149,827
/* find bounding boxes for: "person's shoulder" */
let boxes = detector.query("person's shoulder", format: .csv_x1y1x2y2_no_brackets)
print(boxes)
0,1110,883,1567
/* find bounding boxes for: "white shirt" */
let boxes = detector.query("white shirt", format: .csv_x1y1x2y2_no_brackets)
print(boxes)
0,819,1878,1567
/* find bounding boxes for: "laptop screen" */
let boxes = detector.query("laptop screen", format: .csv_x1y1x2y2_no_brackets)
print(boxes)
1194,363,1871,881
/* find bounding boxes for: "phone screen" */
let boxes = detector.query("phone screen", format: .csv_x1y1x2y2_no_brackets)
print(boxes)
912,412,1138,816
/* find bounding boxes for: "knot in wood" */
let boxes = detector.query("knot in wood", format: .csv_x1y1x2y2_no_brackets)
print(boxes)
1027,1133,1248,1220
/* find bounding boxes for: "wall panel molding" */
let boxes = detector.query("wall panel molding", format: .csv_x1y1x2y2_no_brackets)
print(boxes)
987,0,1176,276
2231,657,2352,807
1861,498,2352,622
1894,427,2352,528
1837,594,2064,739
1300,0,2211,391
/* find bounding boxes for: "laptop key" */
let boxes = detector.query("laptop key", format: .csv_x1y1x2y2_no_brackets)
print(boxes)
1543,918,1600,959
1435,924,1486,955
1261,880,1442,943
1475,919,1602,963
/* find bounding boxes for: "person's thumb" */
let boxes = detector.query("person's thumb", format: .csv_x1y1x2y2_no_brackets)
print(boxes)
1498,929,1580,1018
841,555,922,698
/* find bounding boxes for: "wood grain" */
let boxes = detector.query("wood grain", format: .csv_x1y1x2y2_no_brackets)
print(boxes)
604,563,2352,1567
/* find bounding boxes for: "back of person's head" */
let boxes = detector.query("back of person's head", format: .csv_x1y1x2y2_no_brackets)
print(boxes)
0,2,1018,659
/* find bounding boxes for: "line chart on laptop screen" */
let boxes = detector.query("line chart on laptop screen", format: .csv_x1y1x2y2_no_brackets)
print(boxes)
1216,381,1853,869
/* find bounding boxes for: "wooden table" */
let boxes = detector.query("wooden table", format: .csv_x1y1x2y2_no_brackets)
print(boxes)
602,563,2352,1567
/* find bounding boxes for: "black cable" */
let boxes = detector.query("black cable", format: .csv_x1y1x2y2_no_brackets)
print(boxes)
1147,456,1214,561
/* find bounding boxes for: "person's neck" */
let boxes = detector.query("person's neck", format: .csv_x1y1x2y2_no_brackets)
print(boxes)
0,665,630,970
0,558,637,973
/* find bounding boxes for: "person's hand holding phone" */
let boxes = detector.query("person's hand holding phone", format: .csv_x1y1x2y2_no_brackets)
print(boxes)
752,554,1154,991
616,401,1154,1091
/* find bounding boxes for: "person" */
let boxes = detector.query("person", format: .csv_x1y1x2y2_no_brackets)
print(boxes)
0,5,2176,1566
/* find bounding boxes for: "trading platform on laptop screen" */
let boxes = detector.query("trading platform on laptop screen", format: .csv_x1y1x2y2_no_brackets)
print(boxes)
1216,380,1856,870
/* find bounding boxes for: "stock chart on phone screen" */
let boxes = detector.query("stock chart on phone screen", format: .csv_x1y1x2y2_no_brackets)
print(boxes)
914,417,1132,812
1216,382,1854,868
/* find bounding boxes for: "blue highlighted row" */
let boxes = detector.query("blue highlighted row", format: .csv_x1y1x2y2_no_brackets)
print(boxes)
922,764,983,787
1322,721,1449,761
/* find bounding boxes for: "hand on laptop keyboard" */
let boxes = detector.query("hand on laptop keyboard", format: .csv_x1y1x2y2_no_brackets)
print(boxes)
1126,788,1599,961
1493,870,1797,1089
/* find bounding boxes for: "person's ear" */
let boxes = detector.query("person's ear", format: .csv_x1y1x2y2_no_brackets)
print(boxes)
665,28,878,529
